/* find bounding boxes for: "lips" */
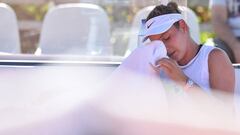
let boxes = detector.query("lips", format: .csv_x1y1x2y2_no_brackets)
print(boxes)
167,51,175,57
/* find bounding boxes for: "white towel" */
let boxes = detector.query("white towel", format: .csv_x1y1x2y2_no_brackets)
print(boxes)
114,40,167,77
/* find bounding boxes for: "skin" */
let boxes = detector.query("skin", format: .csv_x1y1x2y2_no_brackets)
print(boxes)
149,20,235,93
211,4,240,63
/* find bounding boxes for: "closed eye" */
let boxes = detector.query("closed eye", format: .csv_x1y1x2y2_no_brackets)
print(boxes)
163,36,170,41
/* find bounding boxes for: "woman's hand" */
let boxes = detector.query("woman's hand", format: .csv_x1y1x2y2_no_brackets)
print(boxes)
151,58,188,86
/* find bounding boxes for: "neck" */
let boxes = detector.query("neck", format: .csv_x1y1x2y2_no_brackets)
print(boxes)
178,39,199,66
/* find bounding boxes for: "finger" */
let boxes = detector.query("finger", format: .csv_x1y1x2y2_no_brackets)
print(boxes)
159,63,171,74
157,60,174,72
157,58,176,68
168,58,178,66
149,63,161,72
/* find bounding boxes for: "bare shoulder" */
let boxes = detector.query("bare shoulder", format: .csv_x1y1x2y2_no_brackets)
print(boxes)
208,48,235,93
208,48,231,64
208,48,233,72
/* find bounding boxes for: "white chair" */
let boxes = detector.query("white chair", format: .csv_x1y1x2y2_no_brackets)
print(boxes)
126,6,200,56
0,3,21,53
37,3,111,55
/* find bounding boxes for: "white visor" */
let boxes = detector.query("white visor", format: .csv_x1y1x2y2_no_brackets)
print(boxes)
142,13,183,42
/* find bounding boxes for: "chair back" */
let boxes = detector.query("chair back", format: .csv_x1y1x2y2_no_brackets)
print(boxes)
38,3,111,55
0,3,21,53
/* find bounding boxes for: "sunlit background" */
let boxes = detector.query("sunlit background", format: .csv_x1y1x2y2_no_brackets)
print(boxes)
0,0,213,56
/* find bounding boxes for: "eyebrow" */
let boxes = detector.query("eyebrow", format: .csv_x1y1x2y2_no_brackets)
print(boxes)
161,27,175,40
160,32,169,40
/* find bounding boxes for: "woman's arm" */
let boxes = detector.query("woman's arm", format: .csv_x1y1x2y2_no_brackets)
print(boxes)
211,5,240,63
208,48,235,93
211,5,238,49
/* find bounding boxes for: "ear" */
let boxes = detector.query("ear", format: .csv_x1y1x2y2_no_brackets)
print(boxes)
178,20,189,33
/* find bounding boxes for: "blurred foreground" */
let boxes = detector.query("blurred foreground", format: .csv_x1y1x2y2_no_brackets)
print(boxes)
0,66,239,135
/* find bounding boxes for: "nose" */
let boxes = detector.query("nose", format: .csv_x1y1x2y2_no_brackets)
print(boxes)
165,46,172,56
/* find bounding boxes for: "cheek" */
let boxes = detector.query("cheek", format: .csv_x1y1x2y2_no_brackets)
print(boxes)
174,35,186,50
164,40,177,50
176,33,187,44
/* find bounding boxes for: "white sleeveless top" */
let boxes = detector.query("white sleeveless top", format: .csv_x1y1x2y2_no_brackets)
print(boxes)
179,45,216,93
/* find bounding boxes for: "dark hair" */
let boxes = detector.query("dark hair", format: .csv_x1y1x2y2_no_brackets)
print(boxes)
146,2,181,28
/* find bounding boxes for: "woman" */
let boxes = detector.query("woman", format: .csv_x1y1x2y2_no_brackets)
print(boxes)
144,2,235,93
